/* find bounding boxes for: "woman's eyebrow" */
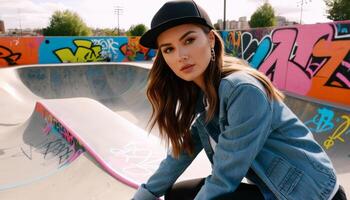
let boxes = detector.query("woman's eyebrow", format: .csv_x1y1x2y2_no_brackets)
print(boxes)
158,30,197,49
159,43,171,49
179,30,196,41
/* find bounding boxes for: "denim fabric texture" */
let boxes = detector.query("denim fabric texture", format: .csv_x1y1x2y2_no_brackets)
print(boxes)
133,71,338,200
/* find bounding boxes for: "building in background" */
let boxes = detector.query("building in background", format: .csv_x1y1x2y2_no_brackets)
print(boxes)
0,20,5,34
7,28,41,36
215,17,250,30
238,17,250,30
276,16,298,27
215,15,299,31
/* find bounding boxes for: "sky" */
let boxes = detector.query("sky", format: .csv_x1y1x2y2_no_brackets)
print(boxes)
0,0,331,31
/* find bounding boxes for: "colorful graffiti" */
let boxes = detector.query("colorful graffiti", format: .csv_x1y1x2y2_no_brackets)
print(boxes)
303,106,350,150
119,36,155,61
0,21,349,106
305,107,335,133
91,38,120,61
323,115,350,149
39,37,130,63
35,103,85,164
220,20,350,106
0,37,42,67
54,39,105,63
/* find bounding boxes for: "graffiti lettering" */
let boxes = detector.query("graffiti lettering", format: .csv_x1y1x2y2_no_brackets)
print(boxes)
305,107,335,133
42,138,74,164
312,38,350,88
335,23,350,38
120,37,153,61
35,103,85,163
0,45,21,66
109,141,164,177
323,115,350,149
91,38,119,61
20,137,74,165
54,39,105,63
219,21,350,105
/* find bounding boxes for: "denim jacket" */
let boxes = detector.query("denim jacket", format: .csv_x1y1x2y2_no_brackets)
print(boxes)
133,71,338,200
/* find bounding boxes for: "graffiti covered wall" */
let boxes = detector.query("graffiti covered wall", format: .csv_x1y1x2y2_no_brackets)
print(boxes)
0,36,156,66
0,37,43,66
0,21,349,106
219,20,350,106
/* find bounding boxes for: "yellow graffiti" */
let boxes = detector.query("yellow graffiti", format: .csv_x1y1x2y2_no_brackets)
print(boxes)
54,40,104,63
323,115,350,149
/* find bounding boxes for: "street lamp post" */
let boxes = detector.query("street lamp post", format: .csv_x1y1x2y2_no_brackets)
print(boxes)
296,0,312,24
223,0,226,30
114,6,123,35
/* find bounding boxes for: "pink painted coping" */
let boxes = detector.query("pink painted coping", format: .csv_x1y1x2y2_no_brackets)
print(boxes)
36,101,140,189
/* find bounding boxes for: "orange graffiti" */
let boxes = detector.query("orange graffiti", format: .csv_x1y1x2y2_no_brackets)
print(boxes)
308,38,350,106
0,37,43,67
229,31,242,49
120,37,150,61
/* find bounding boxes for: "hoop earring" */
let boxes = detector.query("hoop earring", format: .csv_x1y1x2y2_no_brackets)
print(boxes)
211,48,215,61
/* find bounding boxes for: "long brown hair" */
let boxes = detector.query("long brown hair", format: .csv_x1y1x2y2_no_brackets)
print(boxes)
146,25,284,158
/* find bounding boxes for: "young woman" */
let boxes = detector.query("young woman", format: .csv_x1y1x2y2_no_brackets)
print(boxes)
132,0,347,199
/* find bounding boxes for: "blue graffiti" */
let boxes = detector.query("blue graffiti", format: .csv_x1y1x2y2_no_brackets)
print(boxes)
249,36,272,69
336,23,349,35
220,31,237,57
305,108,335,133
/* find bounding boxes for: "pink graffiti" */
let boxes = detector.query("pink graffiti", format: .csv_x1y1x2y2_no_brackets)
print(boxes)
43,123,52,135
258,24,335,94
67,149,84,163
62,129,74,144
338,61,350,87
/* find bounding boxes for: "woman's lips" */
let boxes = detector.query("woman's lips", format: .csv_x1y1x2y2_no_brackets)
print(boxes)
180,64,195,72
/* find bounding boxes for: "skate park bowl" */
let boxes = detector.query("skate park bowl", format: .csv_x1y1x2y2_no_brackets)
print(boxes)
0,62,349,199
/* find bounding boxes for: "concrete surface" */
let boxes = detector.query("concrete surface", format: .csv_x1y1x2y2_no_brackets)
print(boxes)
0,62,348,199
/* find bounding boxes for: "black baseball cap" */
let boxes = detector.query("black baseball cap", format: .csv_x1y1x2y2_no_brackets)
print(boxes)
140,0,214,49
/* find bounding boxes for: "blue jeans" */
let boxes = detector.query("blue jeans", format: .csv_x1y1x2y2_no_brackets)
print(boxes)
165,178,347,200
165,178,264,200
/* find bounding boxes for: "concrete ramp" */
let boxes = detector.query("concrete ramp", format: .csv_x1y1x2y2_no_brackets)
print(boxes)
0,63,212,200
0,108,75,191
0,62,151,128
0,62,349,199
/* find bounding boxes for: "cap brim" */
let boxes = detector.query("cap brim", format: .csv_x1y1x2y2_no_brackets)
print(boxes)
140,17,213,49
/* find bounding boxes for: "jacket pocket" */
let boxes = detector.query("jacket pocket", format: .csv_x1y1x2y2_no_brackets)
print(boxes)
266,157,303,196
303,151,335,178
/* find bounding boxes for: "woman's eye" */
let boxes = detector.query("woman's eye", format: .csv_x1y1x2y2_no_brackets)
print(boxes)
163,47,173,54
185,38,195,44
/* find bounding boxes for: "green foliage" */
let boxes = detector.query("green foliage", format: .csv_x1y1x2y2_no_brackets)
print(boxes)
126,24,148,36
249,3,276,28
213,23,221,30
325,0,350,21
92,28,118,36
43,10,92,36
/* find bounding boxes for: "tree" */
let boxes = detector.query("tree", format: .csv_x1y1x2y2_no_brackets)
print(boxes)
249,3,276,28
43,10,92,36
91,28,118,36
325,0,350,21
126,24,148,36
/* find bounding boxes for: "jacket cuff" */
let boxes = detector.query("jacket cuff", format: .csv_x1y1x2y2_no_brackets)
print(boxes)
133,184,158,200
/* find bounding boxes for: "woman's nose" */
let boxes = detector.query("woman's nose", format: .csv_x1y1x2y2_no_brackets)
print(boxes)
178,48,189,62
180,55,189,62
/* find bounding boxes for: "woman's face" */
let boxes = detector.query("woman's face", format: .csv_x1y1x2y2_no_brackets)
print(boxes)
157,24,215,88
